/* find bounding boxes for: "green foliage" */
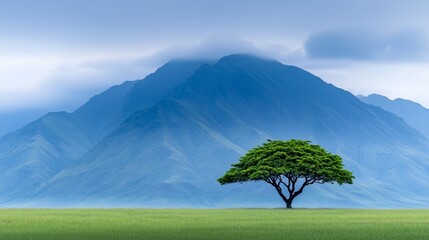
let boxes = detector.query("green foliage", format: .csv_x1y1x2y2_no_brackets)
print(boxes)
0,209,428,240
218,139,354,208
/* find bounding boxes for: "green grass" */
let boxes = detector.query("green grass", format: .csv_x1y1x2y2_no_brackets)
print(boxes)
0,209,429,239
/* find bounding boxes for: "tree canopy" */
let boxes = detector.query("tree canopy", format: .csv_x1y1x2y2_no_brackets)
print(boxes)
218,139,354,208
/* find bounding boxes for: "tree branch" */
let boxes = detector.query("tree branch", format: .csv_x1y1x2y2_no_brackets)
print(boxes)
278,177,290,189
270,179,289,204
291,180,307,199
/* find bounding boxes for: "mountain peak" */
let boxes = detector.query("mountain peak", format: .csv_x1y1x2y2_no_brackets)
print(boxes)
365,93,391,101
2,54,429,208
216,53,277,66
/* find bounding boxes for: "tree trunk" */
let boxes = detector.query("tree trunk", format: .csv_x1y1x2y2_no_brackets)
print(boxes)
285,199,293,209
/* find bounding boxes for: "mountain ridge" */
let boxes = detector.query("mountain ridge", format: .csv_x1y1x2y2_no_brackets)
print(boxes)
2,54,429,208
0,59,210,201
21,54,429,207
358,93,429,139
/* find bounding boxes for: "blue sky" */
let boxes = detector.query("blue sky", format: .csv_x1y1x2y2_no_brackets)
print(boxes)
1,0,429,115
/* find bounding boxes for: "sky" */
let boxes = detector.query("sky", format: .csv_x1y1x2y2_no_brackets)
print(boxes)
1,0,429,119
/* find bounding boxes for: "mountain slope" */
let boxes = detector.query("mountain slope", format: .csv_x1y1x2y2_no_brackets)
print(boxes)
32,54,429,208
72,59,209,143
358,94,429,139
0,60,209,203
0,109,46,138
0,112,92,200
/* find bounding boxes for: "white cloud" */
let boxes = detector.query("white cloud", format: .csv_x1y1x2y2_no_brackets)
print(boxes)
0,36,302,112
308,62,429,108
1,34,429,115
305,27,429,61
0,54,156,112
0,58,57,110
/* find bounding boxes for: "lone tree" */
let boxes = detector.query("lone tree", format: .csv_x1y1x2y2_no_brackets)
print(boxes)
218,139,354,208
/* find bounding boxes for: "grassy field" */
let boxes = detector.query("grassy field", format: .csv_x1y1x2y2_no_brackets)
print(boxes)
0,209,429,239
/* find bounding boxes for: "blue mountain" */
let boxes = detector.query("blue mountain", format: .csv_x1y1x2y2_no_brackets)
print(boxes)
0,112,92,201
72,59,209,143
2,54,429,208
358,94,429,139
0,59,208,202
0,109,46,137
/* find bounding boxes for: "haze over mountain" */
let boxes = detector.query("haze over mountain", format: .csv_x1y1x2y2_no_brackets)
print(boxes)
358,94,429,139
1,54,429,208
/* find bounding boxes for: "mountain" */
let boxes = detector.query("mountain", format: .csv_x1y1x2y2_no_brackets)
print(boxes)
0,59,209,201
0,112,92,201
0,109,46,137
358,94,429,139
11,54,429,208
72,59,210,143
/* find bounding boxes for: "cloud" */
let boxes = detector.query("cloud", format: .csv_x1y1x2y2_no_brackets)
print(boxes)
43,36,299,108
305,28,429,61
3,31,429,115
309,61,429,108
2,31,429,120
149,35,307,69
39,36,273,110
150,35,278,62
35,57,158,111
0,55,157,112
0,36,301,113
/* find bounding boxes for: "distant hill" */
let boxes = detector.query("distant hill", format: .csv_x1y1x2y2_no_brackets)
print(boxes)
0,109,46,137
0,111,92,200
0,59,208,201
358,94,429,139
2,54,429,208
